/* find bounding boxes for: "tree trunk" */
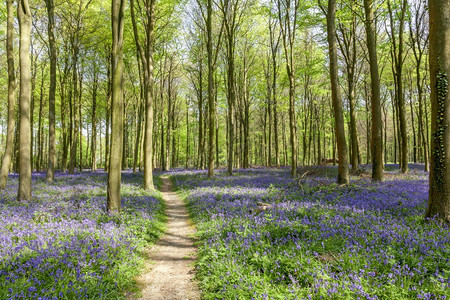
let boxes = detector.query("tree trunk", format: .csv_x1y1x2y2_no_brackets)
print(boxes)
45,0,57,181
207,0,215,177
326,0,349,183
18,0,32,201
91,68,98,171
37,68,45,172
108,0,125,214
133,102,143,172
427,0,450,222
227,43,235,176
105,56,111,171
0,0,16,189
68,48,79,174
388,0,408,173
363,0,383,181
78,71,83,172
130,0,155,189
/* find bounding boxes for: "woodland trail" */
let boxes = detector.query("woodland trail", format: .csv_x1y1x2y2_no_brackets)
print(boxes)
130,176,200,300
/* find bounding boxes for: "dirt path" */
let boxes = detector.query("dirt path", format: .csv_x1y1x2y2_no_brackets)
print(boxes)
131,176,200,300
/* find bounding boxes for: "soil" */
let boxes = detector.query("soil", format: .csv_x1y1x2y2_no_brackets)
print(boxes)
129,176,200,300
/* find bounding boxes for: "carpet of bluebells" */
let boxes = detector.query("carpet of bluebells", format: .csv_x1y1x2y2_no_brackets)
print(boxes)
0,171,165,299
171,164,450,299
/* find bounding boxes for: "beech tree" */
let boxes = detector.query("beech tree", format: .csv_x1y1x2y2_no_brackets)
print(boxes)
108,0,126,213
323,0,349,184
45,0,57,182
0,0,16,190
17,0,32,201
363,0,383,181
387,0,408,173
130,0,156,190
277,0,299,177
427,0,450,222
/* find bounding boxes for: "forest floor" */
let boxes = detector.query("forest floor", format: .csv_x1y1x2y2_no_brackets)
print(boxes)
170,165,450,299
131,176,200,299
1,166,449,299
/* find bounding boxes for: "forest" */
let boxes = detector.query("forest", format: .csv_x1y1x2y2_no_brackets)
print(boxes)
0,0,449,299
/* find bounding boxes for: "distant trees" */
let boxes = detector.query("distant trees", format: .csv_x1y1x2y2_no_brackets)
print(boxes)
0,0,447,214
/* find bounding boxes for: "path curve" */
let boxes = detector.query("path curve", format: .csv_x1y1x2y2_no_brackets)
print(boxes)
131,176,200,300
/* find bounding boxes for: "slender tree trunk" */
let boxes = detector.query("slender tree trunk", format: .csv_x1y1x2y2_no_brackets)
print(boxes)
45,0,57,181
108,0,125,214
207,0,215,177
216,88,219,167
68,48,79,174
91,69,98,171
133,103,143,172
0,0,16,189
287,68,297,176
186,97,190,168
130,0,155,189
227,43,235,175
197,63,203,170
105,56,111,171
409,81,417,163
364,0,383,181
37,68,45,172
388,0,408,173
18,0,32,201
78,71,83,172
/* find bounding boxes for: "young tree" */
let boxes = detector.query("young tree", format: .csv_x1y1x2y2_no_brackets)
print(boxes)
17,0,32,201
108,0,126,213
363,0,383,181
207,0,215,177
427,0,450,222
277,0,299,177
218,0,245,175
336,0,359,172
409,0,429,171
130,0,156,190
0,0,16,190
387,0,408,173
45,0,57,182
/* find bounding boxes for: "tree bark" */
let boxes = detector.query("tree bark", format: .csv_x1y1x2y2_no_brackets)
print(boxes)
363,0,383,181
277,0,299,177
18,0,32,201
108,0,126,214
45,0,57,181
388,0,408,173
207,0,215,177
427,0,450,222
326,0,349,184
130,0,155,190
0,0,16,189
37,67,45,172
91,66,98,171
